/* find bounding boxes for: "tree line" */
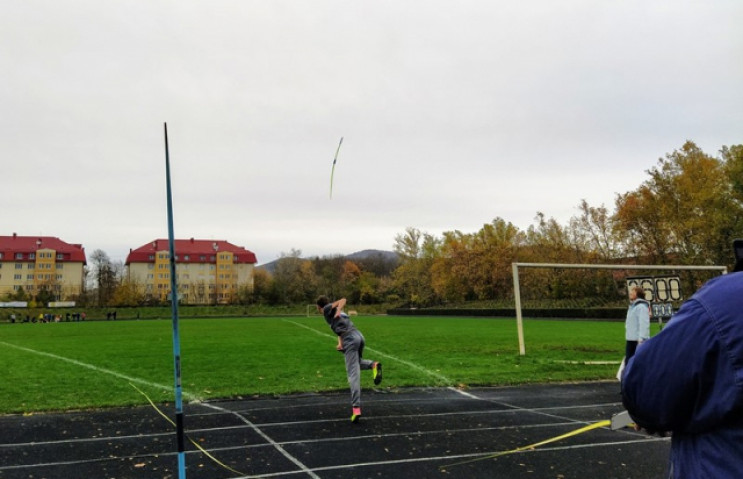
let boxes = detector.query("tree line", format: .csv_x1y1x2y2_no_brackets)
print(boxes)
390,141,743,306
13,140,738,309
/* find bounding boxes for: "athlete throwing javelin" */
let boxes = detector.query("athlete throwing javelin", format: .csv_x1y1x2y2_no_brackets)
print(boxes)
316,296,382,423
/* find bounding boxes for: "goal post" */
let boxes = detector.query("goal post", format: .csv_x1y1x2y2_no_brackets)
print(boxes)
511,262,728,356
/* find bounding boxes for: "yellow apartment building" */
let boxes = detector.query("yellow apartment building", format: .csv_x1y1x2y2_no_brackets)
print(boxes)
0,234,87,302
126,238,257,304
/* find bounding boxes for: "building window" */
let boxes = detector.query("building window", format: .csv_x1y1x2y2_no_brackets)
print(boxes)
149,255,155,260
28,263,34,269
14,274,22,280
29,253,35,260
15,264,23,269
15,253,23,259
184,255,190,261
27,275,34,280
56,264,63,269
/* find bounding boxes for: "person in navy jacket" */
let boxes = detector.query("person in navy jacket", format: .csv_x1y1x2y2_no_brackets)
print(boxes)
621,271,743,478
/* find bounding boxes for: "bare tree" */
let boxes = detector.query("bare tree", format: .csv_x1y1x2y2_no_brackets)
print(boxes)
89,249,119,306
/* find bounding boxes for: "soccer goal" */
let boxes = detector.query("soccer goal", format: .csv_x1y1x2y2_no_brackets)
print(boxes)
511,262,728,356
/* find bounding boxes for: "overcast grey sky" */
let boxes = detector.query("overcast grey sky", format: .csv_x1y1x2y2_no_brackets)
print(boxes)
3,1,742,265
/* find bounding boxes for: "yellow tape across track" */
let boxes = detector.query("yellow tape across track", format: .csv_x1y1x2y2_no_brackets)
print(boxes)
441,419,612,469
132,381,617,474
130,383,246,476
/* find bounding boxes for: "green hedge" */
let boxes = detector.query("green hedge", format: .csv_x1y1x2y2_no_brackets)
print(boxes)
386,307,627,321
2,302,396,323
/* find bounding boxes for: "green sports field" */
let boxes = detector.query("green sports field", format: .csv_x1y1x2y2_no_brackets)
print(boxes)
0,316,640,415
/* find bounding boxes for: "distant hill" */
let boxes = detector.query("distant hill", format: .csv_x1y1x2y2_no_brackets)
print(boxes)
344,249,399,262
257,249,399,275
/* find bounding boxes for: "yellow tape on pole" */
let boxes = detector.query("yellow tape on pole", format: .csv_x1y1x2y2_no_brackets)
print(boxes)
130,383,246,477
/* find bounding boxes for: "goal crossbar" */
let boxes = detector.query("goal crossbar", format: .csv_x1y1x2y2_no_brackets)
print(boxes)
511,262,728,356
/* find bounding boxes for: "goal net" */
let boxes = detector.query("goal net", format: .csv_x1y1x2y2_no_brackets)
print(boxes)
511,262,728,355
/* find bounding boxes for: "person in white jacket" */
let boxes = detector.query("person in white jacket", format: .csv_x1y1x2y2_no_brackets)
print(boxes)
625,286,650,363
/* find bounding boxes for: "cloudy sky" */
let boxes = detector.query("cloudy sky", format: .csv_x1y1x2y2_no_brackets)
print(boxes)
3,1,742,265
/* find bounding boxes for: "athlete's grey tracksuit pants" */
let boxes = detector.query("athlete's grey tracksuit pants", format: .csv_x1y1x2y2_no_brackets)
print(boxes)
341,329,374,408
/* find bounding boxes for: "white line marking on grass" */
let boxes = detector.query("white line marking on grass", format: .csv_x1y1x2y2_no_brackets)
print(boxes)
200,402,321,479
0,341,199,402
283,319,452,383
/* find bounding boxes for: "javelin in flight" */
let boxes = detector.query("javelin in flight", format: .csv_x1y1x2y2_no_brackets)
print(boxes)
329,136,343,199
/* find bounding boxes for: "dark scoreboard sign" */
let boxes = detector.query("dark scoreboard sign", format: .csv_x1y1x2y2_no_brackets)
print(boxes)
626,275,682,320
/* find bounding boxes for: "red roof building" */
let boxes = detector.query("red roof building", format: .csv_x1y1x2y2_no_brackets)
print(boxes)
126,238,257,265
0,233,87,302
126,238,257,305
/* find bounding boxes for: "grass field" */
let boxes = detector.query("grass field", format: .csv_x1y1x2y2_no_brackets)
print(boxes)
0,315,646,415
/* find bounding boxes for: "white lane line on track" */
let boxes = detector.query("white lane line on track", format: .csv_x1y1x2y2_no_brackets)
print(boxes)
0,436,668,474
1,401,630,449
448,387,481,399
0,341,199,401
0,419,582,449
205,399,625,424
228,437,669,479
0,422,666,473
283,319,452,383
199,402,321,479
444,389,634,440
188,389,498,417
478,395,623,426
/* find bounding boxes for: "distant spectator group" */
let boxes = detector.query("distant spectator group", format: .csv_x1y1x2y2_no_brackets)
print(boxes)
7,311,86,323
